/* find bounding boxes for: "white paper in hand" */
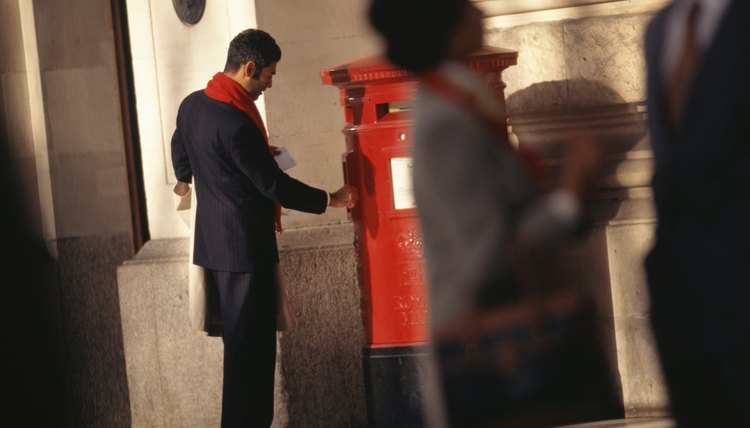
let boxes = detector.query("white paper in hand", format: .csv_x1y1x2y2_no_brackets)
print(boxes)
274,146,297,171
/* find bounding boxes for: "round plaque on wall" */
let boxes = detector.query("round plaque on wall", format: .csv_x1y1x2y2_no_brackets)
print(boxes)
172,0,206,26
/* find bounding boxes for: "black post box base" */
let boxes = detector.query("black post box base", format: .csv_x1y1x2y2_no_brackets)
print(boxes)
362,344,431,428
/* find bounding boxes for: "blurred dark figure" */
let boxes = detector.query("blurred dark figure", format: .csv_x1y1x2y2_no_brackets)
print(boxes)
643,0,750,427
0,135,67,425
369,0,609,426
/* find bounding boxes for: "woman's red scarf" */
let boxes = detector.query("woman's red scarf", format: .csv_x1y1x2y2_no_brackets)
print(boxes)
204,72,283,233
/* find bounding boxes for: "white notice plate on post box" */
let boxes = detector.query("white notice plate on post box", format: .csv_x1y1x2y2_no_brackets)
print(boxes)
390,157,415,210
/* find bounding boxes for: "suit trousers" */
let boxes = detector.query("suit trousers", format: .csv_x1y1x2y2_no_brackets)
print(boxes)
211,268,278,428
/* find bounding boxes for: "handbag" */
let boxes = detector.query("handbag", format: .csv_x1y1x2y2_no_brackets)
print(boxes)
433,246,623,428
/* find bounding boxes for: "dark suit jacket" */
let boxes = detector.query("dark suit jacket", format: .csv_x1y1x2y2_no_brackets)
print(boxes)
171,90,328,273
644,0,750,352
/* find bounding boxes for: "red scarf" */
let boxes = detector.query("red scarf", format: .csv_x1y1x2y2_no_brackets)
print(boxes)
204,72,283,233
420,71,547,188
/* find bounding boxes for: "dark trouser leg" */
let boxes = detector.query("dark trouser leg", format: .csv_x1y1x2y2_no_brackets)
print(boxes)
212,269,277,428
658,345,750,428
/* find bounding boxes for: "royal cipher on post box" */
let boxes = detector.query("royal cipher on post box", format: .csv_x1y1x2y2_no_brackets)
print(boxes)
321,47,517,427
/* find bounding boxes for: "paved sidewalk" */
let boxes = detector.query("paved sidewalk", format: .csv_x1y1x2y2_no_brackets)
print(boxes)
557,417,674,428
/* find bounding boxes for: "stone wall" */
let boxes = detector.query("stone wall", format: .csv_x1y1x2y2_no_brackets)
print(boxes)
118,225,367,427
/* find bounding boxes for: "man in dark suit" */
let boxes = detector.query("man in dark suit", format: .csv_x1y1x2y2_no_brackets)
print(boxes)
171,29,356,428
643,1,750,426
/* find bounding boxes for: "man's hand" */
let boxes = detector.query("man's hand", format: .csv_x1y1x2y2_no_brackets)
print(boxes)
329,184,358,209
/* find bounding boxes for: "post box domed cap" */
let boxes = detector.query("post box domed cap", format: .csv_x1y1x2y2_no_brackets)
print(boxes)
368,0,469,73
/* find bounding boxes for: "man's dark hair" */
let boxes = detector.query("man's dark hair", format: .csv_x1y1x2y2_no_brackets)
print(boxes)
224,29,282,77
369,0,467,73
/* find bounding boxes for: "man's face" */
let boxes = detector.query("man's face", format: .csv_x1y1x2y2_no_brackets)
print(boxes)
247,62,277,100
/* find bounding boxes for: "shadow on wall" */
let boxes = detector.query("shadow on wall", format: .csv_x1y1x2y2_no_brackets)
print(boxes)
506,77,647,160
507,77,631,114
506,77,651,409
506,77,651,224
506,77,651,228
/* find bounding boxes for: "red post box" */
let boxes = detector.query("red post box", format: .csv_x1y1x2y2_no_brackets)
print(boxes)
321,47,517,427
